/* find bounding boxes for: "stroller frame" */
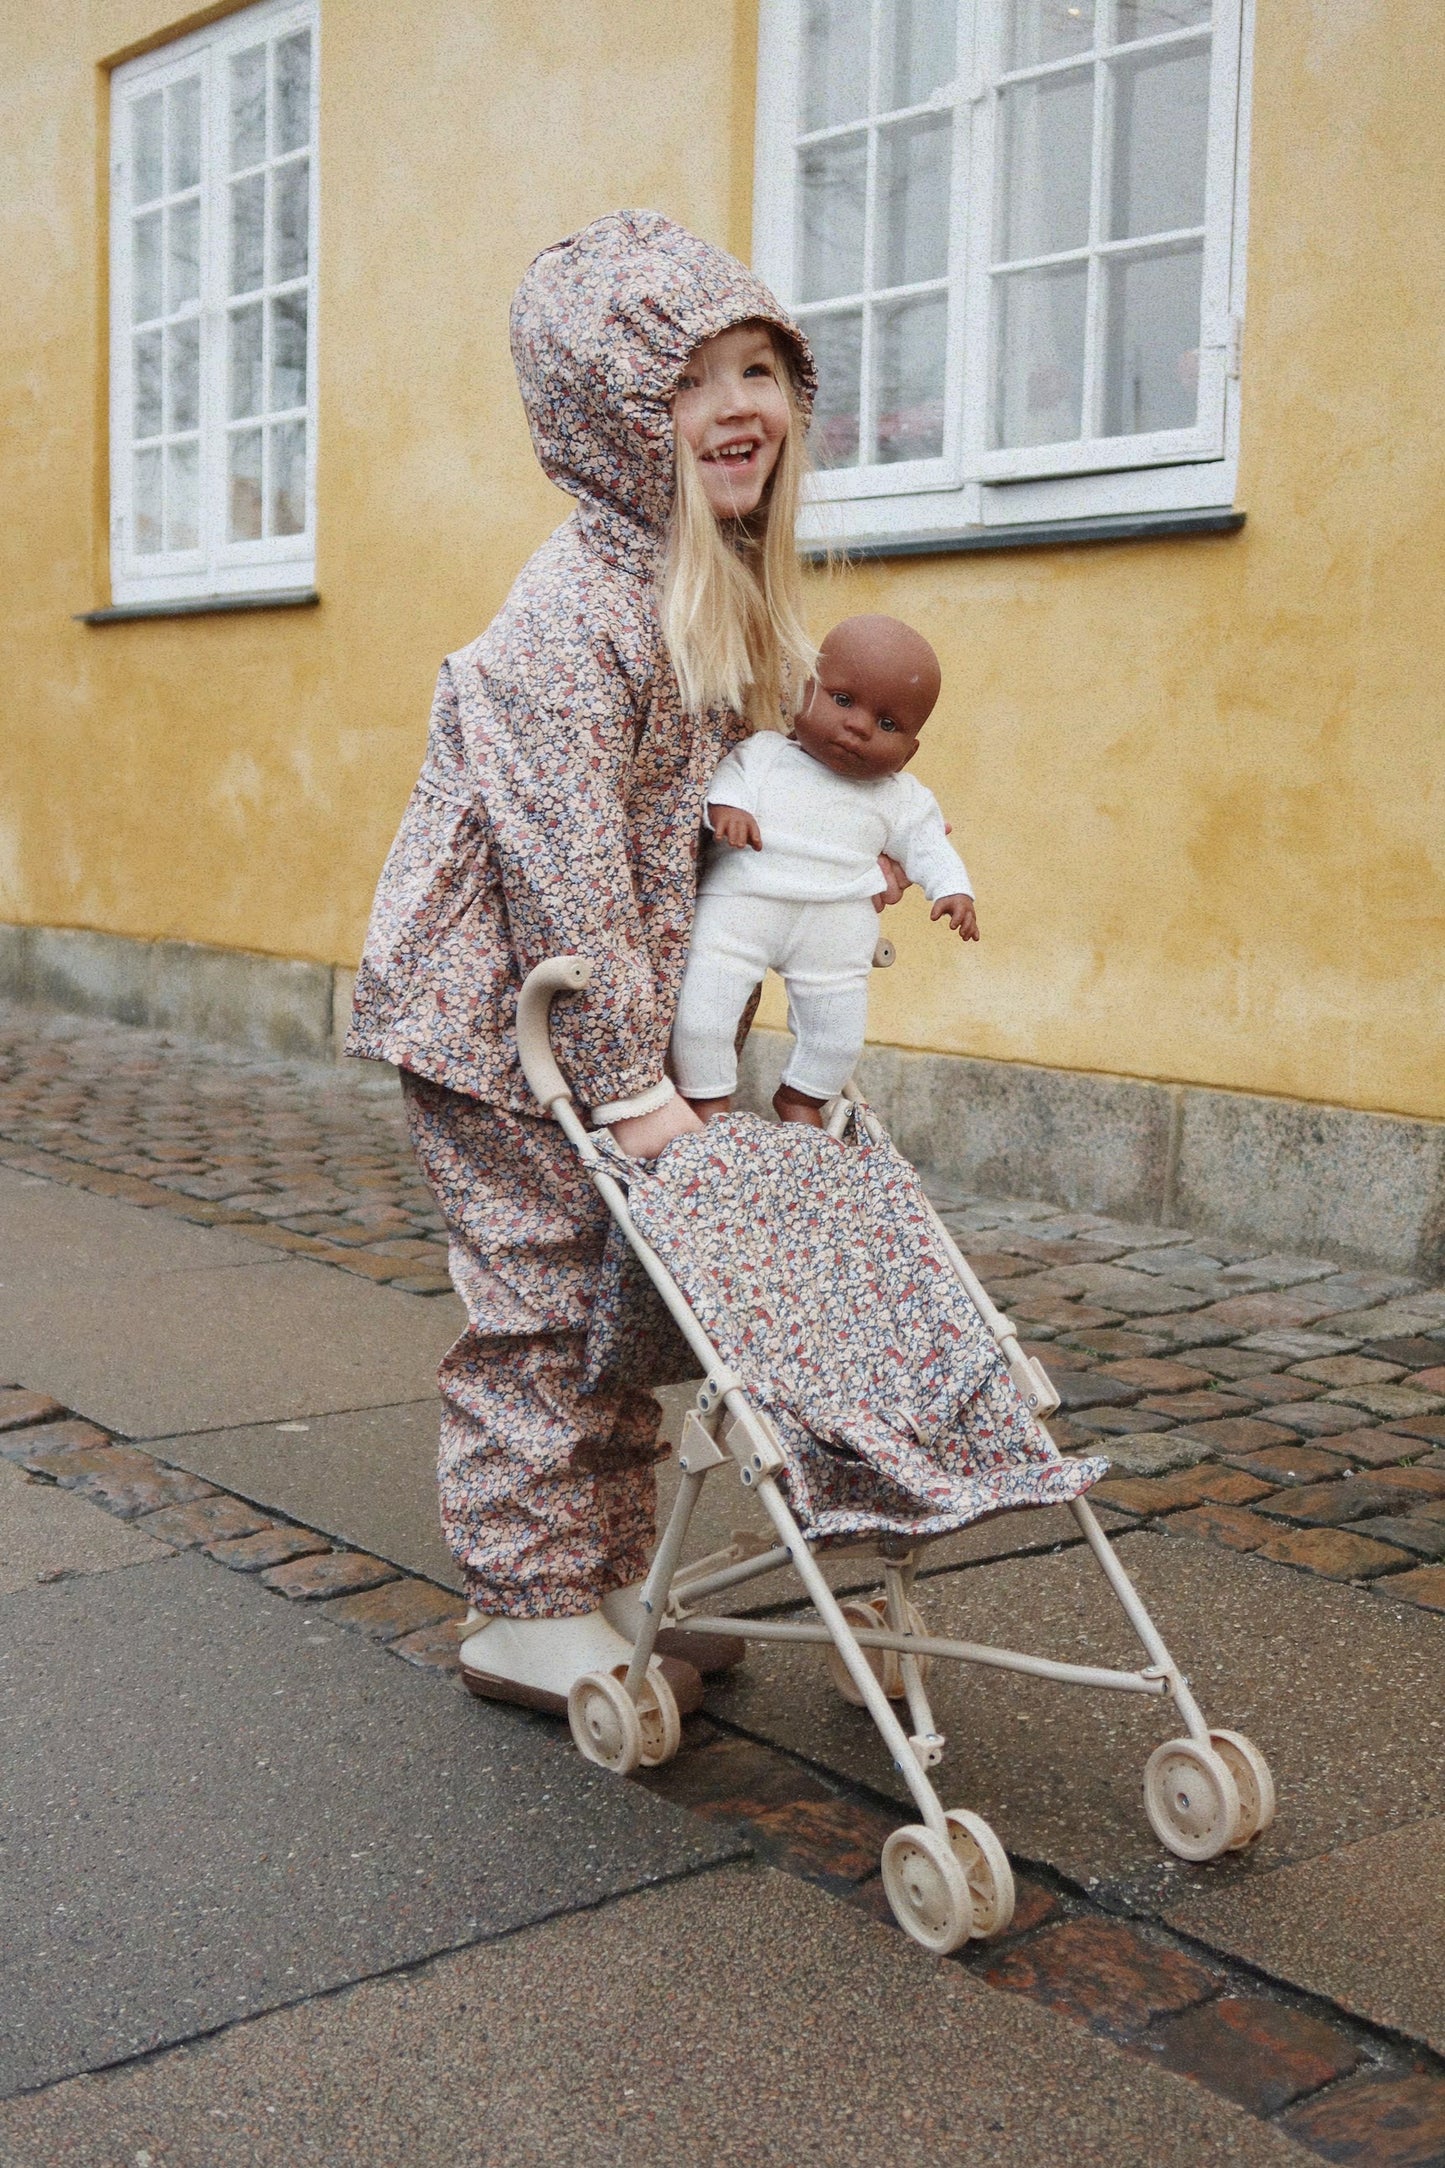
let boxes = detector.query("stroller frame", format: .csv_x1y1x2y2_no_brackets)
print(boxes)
517,959,1275,1955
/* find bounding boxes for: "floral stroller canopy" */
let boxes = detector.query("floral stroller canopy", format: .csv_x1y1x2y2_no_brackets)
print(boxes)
586,1110,1108,1544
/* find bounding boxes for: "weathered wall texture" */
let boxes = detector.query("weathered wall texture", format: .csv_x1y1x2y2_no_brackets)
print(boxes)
2,1,1441,1119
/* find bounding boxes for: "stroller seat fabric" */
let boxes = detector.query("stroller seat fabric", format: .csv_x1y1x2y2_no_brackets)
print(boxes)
587,1110,1108,1544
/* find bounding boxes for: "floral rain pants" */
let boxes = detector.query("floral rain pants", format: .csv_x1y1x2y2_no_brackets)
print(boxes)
402,1073,665,1618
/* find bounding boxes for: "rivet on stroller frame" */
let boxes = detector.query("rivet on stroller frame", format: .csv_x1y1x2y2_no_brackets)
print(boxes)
516,958,1276,1957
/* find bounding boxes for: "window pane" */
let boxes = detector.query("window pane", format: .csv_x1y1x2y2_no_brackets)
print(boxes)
133,210,163,321
880,0,955,110
1117,0,1210,42
167,319,200,431
991,263,1087,447
166,439,199,550
133,328,163,438
1102,242,1202,434
875,292,946,461
273,158,310,283
167,198,200,311
230,45,268,169
228,427,264,540
996,70,1093,260
132,91,164,203
230,173,266,294
133,445,163,552
275,31,312,154
802,0,870,130
168,77,201,191
877,114,951,287
798,138,867,301
229,304,264,419
270,418,306,535
807,310,863,467
1109,45,1210,240
270,292,308,410
1006,1,1095,70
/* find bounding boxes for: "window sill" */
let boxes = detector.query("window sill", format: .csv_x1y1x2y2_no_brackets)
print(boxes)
803,509,1245,565
75,588,320,625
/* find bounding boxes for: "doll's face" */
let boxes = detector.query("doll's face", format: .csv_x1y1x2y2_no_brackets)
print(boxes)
792,615,942,781
672,323,791,520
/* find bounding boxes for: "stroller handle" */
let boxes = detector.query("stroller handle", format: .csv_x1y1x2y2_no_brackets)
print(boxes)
516,955,592,1111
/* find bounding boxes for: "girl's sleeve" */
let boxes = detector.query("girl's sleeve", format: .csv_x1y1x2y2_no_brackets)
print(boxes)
886,782,974,902
460,621,682,1114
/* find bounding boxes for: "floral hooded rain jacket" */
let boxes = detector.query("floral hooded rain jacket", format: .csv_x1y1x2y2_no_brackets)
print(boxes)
346,211,816,1113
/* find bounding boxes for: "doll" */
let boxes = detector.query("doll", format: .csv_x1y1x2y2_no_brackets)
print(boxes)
671,614,977,1127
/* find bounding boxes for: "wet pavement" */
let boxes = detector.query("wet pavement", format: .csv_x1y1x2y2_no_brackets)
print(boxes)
2,1003,1443,2165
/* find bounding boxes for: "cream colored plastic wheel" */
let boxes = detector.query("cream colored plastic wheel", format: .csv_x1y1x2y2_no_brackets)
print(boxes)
881,1824,974,1955
1144,1739,1241,1862
827,1600,893,1706
827,1597,931,1705
568,1670,643,1775
1209,1729,1276,1847
632,1662,682,1769
945,1809,1016,1938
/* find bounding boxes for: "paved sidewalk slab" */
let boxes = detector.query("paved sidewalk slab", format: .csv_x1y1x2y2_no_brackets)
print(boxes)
0,1553,741,2097
0,1162,276,1282
706,1532,1445,1909
0,1456,174,1595
0,1174,459,1435
153,1400,456,1588
0,1866,1311,2168
1165,1816,1445,2055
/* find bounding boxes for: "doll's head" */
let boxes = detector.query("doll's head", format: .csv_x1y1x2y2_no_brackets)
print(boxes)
792,615,942,780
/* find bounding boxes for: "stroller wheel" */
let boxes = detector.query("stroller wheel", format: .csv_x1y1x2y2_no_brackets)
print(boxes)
945,1809,1015,1937
881,1824,974,1955
1143,1739,1241,1862
1209,1729,1276,1846
631,1662,683,1769
827,1597,931,1705
568,1670,643,1774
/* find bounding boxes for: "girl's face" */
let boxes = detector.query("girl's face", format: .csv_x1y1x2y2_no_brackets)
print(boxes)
673,324,791,521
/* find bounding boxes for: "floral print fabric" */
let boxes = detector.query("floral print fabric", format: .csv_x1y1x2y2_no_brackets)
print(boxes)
346,211,815,1114
590,1111,1109,1545
403,1074,672,1617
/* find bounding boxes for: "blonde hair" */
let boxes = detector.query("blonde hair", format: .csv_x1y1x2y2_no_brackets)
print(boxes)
660,349,817,733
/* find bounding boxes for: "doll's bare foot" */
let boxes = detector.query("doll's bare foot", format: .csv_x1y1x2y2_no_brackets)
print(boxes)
684,1094,733,1122
773,1083,828,1126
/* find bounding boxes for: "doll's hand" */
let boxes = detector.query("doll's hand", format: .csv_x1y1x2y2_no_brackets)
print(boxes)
873,853,909,912
710,803,762,850
610,1095,705,1159
932,894,979,941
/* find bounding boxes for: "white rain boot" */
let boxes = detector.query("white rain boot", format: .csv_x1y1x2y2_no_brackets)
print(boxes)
601,1583,747,1678
459,1608,702,1716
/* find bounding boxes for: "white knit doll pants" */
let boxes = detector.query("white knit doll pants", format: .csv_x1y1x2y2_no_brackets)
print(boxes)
672,890,880,1101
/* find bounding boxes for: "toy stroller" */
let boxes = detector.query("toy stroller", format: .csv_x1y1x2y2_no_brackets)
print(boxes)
516,958,1276,1957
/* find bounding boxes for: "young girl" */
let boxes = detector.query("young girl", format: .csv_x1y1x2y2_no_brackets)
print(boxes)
346,210,817,1713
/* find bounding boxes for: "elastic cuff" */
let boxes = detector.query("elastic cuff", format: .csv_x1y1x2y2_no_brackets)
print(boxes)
590,1076,677,1126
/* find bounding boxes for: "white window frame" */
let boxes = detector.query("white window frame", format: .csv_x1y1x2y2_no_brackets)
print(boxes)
108,0,320,608
755,0,1252,549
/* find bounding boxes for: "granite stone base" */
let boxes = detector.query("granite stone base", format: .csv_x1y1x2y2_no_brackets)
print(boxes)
0,922,354,1062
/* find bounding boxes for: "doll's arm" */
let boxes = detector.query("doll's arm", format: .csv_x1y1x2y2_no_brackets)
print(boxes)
709,804,763,850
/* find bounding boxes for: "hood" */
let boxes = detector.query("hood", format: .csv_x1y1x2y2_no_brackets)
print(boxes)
510,210,816,551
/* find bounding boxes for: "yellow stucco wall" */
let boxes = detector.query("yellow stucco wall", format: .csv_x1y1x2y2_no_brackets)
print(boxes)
2,0,1442,1118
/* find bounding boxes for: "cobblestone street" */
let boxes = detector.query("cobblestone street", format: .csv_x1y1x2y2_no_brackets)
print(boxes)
2,1003,1444,2166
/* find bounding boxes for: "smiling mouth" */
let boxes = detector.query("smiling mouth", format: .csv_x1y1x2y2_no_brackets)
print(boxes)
702,439,761,468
